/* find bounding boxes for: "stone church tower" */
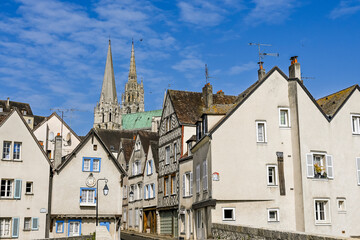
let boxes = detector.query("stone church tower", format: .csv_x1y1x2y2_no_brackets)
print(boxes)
121,41,144,114
94,40,121,130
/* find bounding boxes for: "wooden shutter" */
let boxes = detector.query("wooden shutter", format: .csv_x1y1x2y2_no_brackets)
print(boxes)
356,158,360,185
182,174,186,197
203,161,208,190
32,217,39,230
144,186,146,199
306,153,314,178
196,165,200,193
326,155,334,179
190,172,193,196
12,217,19,237
14,179,22,199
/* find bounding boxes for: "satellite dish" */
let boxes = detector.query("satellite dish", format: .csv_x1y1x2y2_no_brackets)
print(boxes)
49,132,54,141
66,132,71,142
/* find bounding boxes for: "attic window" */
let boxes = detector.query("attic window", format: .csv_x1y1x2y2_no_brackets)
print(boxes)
22,110,27,115
93,145,97,151
110,145,115,151
0,106,3,112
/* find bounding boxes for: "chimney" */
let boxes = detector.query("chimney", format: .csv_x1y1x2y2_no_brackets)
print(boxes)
258,62,265,80
216,90,224,96
289,56,301,80
6,97,10,108
54,133,62,168
202,83,213,108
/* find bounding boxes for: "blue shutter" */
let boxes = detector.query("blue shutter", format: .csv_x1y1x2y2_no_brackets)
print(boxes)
14,179,22,199
150,160,153,174
32,218,39,230
100,222,110,231
144,186,146,199
12,217,19,238
90,158,93,172
152,183,155,198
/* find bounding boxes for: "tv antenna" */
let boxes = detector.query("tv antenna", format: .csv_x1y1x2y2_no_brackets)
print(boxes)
301,73,315,81
249,43,279,68
50,108,79,137
205,64,215,84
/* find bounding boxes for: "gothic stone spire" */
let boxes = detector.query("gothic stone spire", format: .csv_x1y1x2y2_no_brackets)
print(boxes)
128,40,137,82
100,40,117,103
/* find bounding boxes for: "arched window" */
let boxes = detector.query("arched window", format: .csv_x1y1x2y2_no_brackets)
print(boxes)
102,113,104,123
127,107,131,114
109,113,112,122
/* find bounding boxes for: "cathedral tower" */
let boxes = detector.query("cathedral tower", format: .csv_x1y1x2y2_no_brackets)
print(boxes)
121,40,145,114
94,40,121,130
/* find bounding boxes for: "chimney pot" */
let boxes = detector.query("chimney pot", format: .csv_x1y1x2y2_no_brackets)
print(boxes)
289,56,301,80
202,83,213,108
258,62,266,80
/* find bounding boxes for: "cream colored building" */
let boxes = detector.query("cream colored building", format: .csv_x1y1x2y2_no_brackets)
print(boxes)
33,112,81,160
190,59,360,239
50,128,127,239
0,109,51,239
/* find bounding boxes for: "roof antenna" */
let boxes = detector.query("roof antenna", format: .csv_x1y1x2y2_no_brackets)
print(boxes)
249,43,279,68
205,64,215,84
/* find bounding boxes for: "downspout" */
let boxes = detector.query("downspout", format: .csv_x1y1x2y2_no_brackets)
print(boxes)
45,167,54,238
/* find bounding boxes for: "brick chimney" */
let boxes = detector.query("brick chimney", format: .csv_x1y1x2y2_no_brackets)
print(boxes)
202,83,213,108
54,133,62,168
289,56,301,80
258,62,265,80
6,97,10,109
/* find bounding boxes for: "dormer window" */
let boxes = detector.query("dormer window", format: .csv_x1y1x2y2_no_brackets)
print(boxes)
0,106,3,112
196,122,202,141
110,145,115,151
202,116,208,135
22,110,27,115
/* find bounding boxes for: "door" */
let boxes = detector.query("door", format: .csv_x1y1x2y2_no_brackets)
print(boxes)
100,222,110,231
69,221,80,236
173,210,178,237
160,211,172,235
196,210,204,240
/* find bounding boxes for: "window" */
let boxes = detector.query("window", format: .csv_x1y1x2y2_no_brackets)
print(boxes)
222,208,235,221
174,143,177,162
93,145,97,151
129,209,133,227
171,175,176,194
136,183,141,200
164,176,169,196
314,199,330,224
144,185,148,199
2,141,11,160
129,185,135,201
25,182,33,194
0,218,11,237
306,153,333,179
356,157,360,185
123,209,127,222
56,221,64,233
337,198,346,212
0,179,13,198
12,218,19,238
147,160,153,175
203,160,208,191
13,143,21,160
182,172,193,197
123,186,127,199
135,209,139,226
180,214,185,234
24,218,31,230
267,209,280,222
27,119,31,124
82,157,101,172
68,220,81,237
165,146,170,165
267,165,277,186
31,218,38,230
351,114,360,134
132,160,141,176
202,116,208,135
80,188,96,206
279,108,290,127
256,121,267,143
0,107,3,112
150,184,155,198
196,165,200,193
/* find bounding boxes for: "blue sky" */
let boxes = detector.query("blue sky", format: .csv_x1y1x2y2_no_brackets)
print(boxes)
1,0,360,136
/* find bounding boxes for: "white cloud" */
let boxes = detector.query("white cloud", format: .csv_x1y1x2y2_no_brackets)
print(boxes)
329,0,360,19
228,62,257,75
172,57,204,72
244,0,297,25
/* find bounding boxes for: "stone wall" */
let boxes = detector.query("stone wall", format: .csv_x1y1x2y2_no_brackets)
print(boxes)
211,223,351,240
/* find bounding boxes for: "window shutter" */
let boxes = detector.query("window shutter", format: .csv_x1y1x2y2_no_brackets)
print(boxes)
306,153,314,178
12,217,19,238
356,158,360,185
182,174,186,197
190,172,193,195
150,160,153,174
132,162,135,175
326,155,334,179
152,184,155,198
144,186,146,199
32,217,39,230
14,179,22,199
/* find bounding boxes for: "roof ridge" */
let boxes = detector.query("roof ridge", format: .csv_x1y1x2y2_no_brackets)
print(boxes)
317,84,358,100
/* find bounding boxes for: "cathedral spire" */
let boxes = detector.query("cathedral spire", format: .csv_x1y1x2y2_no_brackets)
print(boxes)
128,39,137,82
100,40,117,103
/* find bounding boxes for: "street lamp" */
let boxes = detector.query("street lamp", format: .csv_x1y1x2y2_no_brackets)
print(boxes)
96,178,109,226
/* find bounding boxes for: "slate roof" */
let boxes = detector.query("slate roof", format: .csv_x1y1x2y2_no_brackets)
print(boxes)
317,85,358,117
138,130,159,154
122,109,162,130
0,99,33,115
168,90,237,125
95,128,138,153
33,115,46,128
150,140,159,172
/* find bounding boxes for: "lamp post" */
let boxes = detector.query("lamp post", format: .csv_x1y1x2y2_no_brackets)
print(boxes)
96,178,109,226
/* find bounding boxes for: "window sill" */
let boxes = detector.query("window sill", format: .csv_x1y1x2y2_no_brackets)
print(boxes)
279,126,291,129
183,195,192,198
267,184,278,187
0,197,15,200
25,193,34,195
311,178,329,182
222,219,235,221
268,220,280,223
352,133,360,135
315,222,331,226
338,211,347,214
23,229,31,231
80,203,96,207
256,142,267,144
1,158,22,162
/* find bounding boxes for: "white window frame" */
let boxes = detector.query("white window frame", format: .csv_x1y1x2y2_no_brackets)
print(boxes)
80,188,95,206
2,141,11,160
147,159,153,175
0,218,11,237
123,186,127,199
196,165,200,194
92,159,100,171
267,165,278,186
13,142,21,160
174,142,177,162
203,160,208,191
180,213,185,234
135,208,139,227
25,182,33,195
183,172,193,197
279,108,290,127
356,157,360,185
68,221,80,236
165,146,170,165
0,179,13,198
336,198,346,213
314,199,331,225
306,153,333,179
164,176,169,196
24,217,31,230
222,208,235,221
83,159,91,171
256,121,267,143
129,209,133,227
171,175,176,195
351,114,360,134
267,209,280,222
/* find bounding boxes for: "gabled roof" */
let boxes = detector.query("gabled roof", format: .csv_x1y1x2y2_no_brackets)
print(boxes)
95,128,138,153
33,115,46,128
122,109,162,130
0,99,33,115
138,130,159,154
32,112,81,142
317,85,359,118
150,141,159,172
119,138,135,165
57,128,126,175
168,89,237,125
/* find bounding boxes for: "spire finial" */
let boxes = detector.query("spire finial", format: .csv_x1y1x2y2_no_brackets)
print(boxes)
128,39,137,82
